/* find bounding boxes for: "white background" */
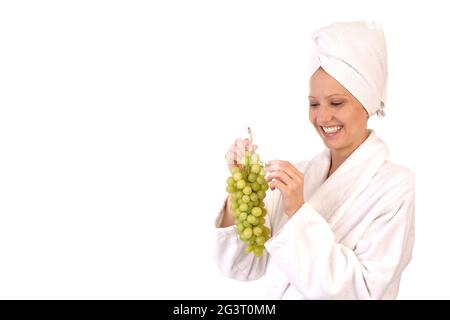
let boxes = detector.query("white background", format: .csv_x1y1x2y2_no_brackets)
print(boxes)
0,0,448,299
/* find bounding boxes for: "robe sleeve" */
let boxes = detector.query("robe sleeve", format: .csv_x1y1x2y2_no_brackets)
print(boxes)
213,196,269,281
264,175,415,299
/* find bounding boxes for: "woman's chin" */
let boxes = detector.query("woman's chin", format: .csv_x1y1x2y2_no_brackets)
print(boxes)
318,130,344,149
321,136,342,149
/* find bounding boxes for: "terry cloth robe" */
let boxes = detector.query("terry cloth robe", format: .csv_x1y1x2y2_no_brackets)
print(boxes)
213,130,415,299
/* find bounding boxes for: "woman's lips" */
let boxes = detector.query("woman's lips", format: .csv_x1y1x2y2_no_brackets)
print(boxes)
320,125,343,138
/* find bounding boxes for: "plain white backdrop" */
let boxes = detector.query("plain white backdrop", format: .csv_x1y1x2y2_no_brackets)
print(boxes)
0,0,449,299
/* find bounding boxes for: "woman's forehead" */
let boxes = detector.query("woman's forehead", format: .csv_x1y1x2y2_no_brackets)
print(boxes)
309,69,352,98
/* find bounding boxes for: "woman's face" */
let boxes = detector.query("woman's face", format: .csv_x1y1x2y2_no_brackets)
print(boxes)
309,67,369,155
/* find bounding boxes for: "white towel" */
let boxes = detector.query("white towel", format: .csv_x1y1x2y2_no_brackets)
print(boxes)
309,21,388,117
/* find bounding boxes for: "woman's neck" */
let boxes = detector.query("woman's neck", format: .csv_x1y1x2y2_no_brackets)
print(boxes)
327,151,347,178
327,130,370,178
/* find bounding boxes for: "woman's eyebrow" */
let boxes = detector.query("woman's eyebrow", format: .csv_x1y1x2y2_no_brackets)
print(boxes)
326,94,347,98
308,94,347,99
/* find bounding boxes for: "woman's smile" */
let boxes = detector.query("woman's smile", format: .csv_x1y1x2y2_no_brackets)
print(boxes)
319,125,344,138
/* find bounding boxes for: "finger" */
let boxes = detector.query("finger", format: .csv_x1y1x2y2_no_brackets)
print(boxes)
235,139,255,161
225,150,239,165
264,160,279,171
265,160,293,179
243,138,254,154
282,161,304,180
239,138,251,155
232,139,245,159
269,179,288,194
265,160,303,181
266,170,293,186
244,138,255,151
249,144,258,152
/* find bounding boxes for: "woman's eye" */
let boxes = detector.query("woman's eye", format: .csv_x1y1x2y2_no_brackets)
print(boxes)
309,103,319,107
331,102,342,106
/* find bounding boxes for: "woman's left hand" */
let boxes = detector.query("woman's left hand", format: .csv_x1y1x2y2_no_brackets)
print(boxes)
265,160,305,218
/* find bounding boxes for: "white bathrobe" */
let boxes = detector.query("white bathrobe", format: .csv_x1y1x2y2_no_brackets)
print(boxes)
213,130,415,299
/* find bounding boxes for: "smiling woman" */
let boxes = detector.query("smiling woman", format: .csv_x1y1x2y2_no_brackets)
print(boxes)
213,21,415,300
308,67,371,177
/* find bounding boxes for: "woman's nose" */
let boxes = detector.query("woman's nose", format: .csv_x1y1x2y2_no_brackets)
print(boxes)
316,107,333,123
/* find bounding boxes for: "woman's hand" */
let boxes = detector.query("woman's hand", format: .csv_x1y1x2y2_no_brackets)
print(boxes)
220,138,258,228
265,160,305,218
225,138,257,171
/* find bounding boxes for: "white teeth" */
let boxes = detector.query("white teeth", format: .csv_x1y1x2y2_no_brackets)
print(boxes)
321,126,342,134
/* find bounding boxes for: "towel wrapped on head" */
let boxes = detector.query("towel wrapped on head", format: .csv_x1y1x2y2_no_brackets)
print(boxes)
309,21,388,117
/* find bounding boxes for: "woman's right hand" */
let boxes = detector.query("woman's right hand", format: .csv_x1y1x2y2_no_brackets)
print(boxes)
225,138,258,171
221,138,257,228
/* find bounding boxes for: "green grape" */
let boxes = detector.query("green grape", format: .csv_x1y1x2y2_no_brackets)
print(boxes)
263,226,270,237
256,236,265,246
238,212,248,222
254,246,264,257
256,176,265,185
251,164,261,174
245,245,254,253
236,180,246,189
243,186,252,195
233,172,243,181
242,227,253,240
224,128,271,257
259,167,265,176
251,182,260,192
247,214,258,225
248,173,257,183
253,226,263,236
257,190,266,200
239,203,249,212
231,166,240,174
251,207,262,217
242,154,250,166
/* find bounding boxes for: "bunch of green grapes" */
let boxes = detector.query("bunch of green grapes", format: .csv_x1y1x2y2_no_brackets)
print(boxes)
226,149,270,257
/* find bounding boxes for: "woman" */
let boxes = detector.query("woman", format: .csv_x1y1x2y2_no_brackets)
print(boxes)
213,21,415,299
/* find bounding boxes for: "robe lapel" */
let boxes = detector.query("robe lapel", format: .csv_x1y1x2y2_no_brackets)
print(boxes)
303,130,389,226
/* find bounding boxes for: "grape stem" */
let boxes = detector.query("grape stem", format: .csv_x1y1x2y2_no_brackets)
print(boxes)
245,127,265,172
247,127,253,172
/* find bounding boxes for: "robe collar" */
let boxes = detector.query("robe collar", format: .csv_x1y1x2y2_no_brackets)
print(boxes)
303,129,389,225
